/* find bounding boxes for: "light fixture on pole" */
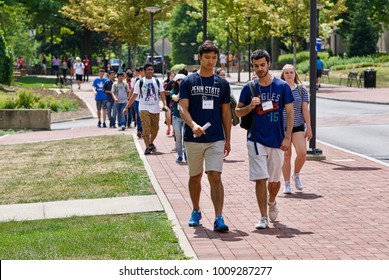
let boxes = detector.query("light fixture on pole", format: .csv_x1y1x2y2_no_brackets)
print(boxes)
145,6,160,65
307,0,325,160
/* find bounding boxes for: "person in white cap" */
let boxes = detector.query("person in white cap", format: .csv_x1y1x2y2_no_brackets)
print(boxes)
73,57,85,89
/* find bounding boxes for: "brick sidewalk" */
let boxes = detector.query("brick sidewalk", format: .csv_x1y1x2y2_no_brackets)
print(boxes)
147,123,389,260
1,75,389,260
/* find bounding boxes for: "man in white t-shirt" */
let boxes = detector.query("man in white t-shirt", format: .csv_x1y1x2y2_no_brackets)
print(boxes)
73,57,85,89
123,62,168,155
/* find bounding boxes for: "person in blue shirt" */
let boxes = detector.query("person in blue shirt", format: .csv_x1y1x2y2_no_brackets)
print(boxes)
236,49,294,230
316,56,324,89
179,40,232,233
92,69,108,127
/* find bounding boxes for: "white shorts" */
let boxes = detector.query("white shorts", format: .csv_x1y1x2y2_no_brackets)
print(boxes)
247,141,283,182
185,141,224,177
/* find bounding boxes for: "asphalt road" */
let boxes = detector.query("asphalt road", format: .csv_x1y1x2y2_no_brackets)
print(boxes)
233,85,389,164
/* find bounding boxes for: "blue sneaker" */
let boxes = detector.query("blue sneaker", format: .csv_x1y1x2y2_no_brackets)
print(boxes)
176,156,183,163
214,216,229,232
188,210,202,227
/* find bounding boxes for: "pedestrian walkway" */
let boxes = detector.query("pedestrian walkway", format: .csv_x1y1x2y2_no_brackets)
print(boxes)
1,74,389,260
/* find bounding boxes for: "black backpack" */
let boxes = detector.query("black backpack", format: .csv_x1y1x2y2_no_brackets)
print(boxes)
240,80,259,130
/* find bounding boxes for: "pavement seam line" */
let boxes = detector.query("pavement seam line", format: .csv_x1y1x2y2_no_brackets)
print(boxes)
132,133,198,260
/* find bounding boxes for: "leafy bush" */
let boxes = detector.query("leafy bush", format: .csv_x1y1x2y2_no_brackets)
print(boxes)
277,51,312,66
170,64,187,72
295,52,389,73
0,94,16,109
16,90,39,109
0,90,79,112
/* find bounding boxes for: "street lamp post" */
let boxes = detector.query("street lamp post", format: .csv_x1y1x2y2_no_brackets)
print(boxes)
226,37,231,77
307,0,325,160
145,6,160,65
245,14,251,81
203,0,207,41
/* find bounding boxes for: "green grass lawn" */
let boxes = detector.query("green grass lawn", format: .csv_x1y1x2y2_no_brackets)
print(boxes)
302,66,389,88
14,76,64,89
0,135,187,260
0,135,154,204
0,213,187,260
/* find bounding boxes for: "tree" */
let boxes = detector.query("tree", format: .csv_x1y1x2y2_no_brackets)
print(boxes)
340,0,387,57
169,4,202,65
61,0,178,68
0,33,13,86
346,1,379,56
267,0,346,65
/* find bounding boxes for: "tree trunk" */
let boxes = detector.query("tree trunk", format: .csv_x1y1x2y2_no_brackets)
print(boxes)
81,28,92,60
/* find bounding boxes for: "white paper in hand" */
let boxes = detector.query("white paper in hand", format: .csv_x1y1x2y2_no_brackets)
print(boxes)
193,122,211,138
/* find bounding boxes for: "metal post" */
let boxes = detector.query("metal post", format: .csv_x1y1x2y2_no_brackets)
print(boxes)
145,7,160,66
203,0,207,41
307,0,325,159
150,12,155,65
226,37,230,77
246,14,251,81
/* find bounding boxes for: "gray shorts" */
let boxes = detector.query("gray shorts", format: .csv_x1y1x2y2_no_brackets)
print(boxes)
96,100,107,111
247,141,283,182
184,140,225,177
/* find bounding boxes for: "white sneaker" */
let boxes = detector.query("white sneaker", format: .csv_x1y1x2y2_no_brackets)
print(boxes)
268,202,279,221
292,173,303,190
283,181,292,194
255,217,268,229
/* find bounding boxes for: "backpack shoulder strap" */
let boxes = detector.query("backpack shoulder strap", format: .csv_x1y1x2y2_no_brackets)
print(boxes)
248,80,259,97
297,84,303,98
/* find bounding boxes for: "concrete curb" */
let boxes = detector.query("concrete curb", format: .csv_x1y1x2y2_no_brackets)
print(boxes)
0,195,163,222
133,134,198,260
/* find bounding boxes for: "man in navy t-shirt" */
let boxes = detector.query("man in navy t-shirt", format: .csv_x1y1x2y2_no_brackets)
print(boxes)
236,49,294,230
179,40,232,233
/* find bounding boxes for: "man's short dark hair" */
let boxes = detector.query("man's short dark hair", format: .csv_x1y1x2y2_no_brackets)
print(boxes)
126,69,133,78
198,40,219,57
109,70,115,75
117,72,124,77
99,68,105,72
135,66,141,72
178,68,188,76
143,62,154,71
250,49,271,64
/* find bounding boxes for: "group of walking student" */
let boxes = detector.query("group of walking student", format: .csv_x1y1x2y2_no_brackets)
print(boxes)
173,40,310,232
91,40,311,232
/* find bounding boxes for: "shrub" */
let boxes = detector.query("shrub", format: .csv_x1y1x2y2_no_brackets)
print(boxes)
0,34,13,86
170,64,187,72
16,90,39,109
0,93,17,109
0,89,79,112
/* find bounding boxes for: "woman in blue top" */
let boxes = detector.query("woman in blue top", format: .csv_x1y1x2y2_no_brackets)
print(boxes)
280,64,312,194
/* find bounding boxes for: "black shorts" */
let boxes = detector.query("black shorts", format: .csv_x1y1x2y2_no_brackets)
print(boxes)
76,74,83,81
317,69,322,78
292,124,305,133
